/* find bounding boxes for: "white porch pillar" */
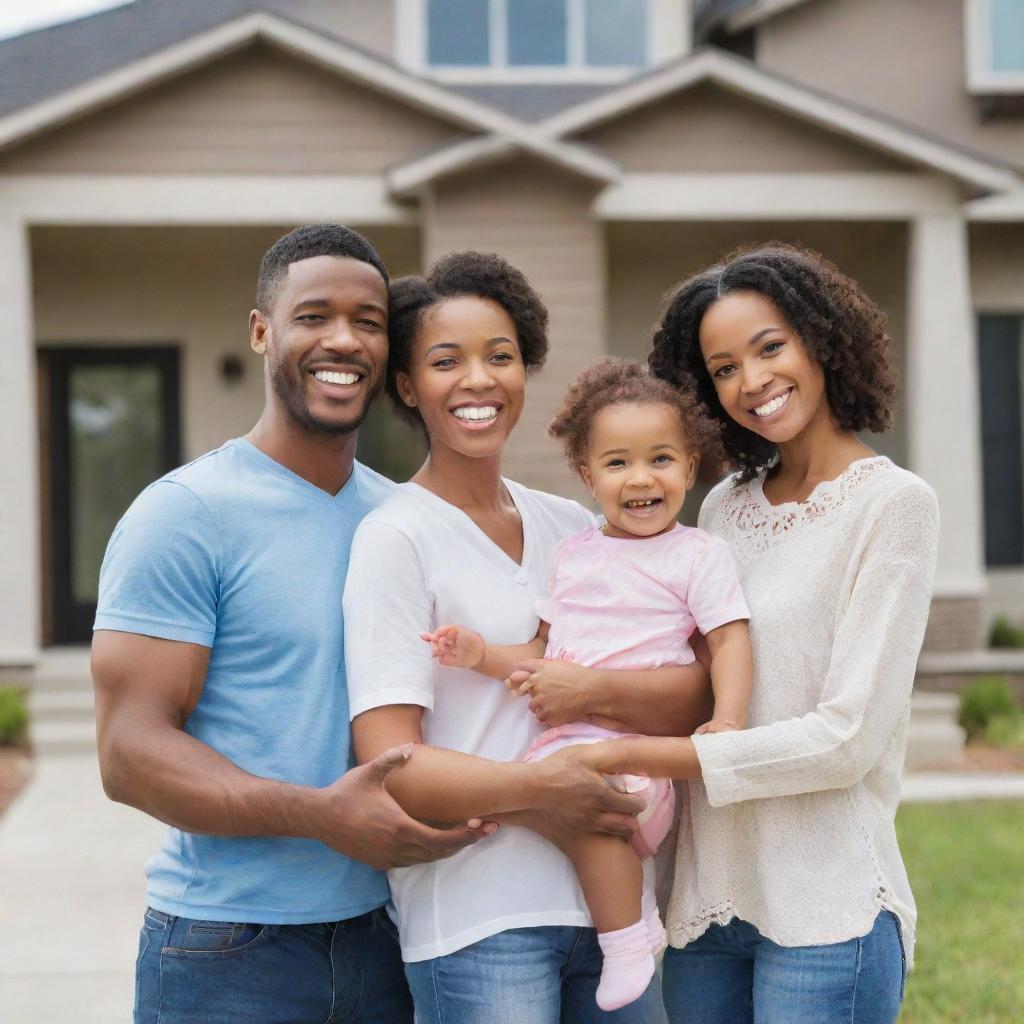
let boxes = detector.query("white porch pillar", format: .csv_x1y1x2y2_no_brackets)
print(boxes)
0,219,40,665
906,211,987,644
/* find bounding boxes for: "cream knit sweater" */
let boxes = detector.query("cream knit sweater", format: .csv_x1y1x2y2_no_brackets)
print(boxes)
669,456,939,966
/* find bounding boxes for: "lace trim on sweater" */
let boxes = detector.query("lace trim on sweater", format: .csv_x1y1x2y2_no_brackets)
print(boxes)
717,457,889,556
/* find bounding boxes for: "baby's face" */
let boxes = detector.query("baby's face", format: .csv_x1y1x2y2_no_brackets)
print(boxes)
581,401,699,539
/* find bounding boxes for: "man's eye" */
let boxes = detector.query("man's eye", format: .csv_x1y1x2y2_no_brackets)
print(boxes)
357,320,383,331
297,314,324,323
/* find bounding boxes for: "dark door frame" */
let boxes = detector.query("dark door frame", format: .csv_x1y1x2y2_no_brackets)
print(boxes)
40,345,181,644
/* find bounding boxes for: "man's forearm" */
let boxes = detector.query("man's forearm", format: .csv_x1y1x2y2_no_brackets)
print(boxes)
587,662,712,736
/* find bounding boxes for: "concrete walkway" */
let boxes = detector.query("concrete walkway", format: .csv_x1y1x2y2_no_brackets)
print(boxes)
1,649,1022,1022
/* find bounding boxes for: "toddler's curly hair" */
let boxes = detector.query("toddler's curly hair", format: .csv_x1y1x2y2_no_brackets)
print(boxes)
549,358,725,480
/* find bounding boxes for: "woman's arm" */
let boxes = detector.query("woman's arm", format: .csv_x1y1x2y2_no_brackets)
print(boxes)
508,659,712,737
352,704,644,838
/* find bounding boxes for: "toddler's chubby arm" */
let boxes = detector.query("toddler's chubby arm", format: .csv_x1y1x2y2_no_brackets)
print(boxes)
695,618,753,735
422,622,549,681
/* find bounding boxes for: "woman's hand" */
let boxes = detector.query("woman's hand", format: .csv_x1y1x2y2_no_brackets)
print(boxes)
421,625,485,669
506,658,598,726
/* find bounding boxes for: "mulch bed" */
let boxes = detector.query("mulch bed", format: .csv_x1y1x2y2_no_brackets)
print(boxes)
0,746,32,819
912,742,1024,773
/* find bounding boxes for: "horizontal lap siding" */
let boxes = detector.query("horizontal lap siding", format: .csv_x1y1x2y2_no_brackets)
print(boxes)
424,162,607,499
0,44,463,174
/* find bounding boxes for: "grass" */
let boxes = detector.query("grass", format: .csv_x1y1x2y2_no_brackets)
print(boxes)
896,801,1024,1023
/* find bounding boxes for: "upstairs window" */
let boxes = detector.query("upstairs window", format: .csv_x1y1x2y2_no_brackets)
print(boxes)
424,0,649,79
966,0,1024,93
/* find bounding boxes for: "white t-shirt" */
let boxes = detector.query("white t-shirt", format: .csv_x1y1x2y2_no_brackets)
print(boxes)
344,479,596,962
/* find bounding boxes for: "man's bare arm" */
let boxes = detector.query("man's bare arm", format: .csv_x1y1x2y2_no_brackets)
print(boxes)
92,630,491,869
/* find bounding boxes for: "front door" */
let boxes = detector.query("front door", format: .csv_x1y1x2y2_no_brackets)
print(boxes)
43,347,181,644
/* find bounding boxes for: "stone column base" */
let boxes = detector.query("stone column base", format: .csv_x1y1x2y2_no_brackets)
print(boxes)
921,596,985,653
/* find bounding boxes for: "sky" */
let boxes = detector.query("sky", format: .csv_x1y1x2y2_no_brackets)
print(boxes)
0,0,132,41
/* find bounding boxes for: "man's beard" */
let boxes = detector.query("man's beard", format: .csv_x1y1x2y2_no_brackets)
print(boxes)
271,358,377,436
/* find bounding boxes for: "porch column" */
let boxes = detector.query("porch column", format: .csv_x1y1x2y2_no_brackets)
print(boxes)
906,210,986,650
0,219,39,665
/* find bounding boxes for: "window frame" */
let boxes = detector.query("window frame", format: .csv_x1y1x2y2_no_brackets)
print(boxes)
965,0,1024,94
398,0,687,83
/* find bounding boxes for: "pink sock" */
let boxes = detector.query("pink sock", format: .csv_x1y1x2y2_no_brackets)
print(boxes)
641,858,666,954
596,920,656,1012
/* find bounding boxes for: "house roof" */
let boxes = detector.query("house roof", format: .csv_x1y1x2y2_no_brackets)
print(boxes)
0,5,618,185
391,48,1021,197
697,0,823,37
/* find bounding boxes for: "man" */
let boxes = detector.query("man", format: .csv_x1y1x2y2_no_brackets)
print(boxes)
93,224,641,1023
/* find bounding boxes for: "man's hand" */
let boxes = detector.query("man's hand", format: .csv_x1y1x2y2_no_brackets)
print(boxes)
506,658,594,726
526,744,643,841
312,745,496,869
421,625,486,670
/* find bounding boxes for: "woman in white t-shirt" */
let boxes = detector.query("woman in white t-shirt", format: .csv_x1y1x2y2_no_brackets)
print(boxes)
344,251,708,1024
544,243,938,1024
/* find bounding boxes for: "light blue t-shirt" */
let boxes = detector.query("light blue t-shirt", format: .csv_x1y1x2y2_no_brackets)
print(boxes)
95,437,395,924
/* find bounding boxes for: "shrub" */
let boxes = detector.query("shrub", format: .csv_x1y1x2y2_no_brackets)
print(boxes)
989,616,1024,649
984,712,1024,750
0,686,28,745
958,676,1017,740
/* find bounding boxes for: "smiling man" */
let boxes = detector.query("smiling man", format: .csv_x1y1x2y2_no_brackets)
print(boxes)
90,225,491,1024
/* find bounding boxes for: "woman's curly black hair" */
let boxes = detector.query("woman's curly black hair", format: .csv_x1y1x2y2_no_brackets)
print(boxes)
549,358,725,482
386,251,549,429
649,242,897,482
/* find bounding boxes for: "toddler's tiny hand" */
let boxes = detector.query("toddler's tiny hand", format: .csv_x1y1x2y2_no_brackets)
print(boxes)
421,625,485,669
694,718,742,735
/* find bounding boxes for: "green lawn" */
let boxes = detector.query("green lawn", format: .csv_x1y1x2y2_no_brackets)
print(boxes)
896,800,1024,1023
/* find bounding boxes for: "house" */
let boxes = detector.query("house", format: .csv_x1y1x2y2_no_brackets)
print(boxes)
0,0,1021,678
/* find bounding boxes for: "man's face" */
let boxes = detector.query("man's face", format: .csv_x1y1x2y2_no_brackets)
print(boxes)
251,255,388,435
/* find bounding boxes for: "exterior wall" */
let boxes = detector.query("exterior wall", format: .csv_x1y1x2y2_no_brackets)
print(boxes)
30,225,421,461
756,0,1024,171
0,43,462,175
282,0,396,61
604,219,909,469
422,160,607,499
578,82,909,173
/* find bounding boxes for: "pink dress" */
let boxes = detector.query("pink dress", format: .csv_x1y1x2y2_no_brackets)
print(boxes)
524,522,749,858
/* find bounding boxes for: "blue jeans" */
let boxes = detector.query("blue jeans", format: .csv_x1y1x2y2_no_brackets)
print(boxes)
135,905,413,1023
403,925,667,1024
661,911,906,1024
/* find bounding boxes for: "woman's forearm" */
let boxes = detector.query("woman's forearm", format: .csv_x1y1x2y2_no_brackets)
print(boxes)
588,662,713,736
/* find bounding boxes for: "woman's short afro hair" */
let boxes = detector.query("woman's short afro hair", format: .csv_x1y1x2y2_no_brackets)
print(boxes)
549,357,725,482
386,251,549,428
649,241,897,481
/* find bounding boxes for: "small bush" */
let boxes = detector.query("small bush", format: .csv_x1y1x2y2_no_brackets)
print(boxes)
958,676,1017,739
989,615,1024,649
0,686,28,745
984,712,1024,750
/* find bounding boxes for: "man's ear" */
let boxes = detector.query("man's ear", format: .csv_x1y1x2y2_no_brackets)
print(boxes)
578,463,596,497
249,309,270,355
395,371,417,409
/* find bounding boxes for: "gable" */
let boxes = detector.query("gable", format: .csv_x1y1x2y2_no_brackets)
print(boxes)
575,81,911,174
0,42,467,175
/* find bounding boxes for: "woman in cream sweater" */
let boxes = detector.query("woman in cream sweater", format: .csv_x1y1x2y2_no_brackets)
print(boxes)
549,243,938,1024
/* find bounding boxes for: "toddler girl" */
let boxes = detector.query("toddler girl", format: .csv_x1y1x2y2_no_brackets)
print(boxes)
423,358,753,1011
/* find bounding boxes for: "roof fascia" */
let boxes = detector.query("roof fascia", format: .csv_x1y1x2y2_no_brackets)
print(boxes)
0,10,618,185
724,0,819,34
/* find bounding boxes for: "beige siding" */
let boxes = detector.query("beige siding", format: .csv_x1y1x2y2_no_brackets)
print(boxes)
31,224,421,460
0,43,462,174
758,0,1024,171
284,0,396,61
970,223,1024,311
578,82,909,173
605,219,909,469
423,161,607,499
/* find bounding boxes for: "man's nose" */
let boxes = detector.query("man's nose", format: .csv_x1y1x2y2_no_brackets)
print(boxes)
322,319,360,352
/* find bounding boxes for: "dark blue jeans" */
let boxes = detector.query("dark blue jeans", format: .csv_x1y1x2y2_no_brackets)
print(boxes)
135,906,413,1023
661,911,906,1024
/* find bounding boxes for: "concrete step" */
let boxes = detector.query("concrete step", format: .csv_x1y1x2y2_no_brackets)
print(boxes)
905,691,965,770
30,719,97,757
29,689,95,724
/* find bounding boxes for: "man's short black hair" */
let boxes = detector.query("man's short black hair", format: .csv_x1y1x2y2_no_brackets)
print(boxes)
256,224,389,314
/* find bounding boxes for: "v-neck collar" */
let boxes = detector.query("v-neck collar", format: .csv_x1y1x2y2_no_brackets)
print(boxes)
233,437,359,508
402,478,534,584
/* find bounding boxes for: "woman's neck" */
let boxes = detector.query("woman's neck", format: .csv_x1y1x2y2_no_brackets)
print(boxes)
769,405,875,500
412,445,509,514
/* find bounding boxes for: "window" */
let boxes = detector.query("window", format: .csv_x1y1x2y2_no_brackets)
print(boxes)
978,314,1024,566
966,0,1024,93
423,0,649,79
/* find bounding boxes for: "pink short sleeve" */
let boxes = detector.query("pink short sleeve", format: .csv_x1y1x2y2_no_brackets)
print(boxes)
686,535,750,635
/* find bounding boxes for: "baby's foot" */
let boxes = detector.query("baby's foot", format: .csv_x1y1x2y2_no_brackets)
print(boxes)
595,920,656,1011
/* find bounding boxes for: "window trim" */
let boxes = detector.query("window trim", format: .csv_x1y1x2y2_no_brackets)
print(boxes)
965,0,1024,94
397,0,689,83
